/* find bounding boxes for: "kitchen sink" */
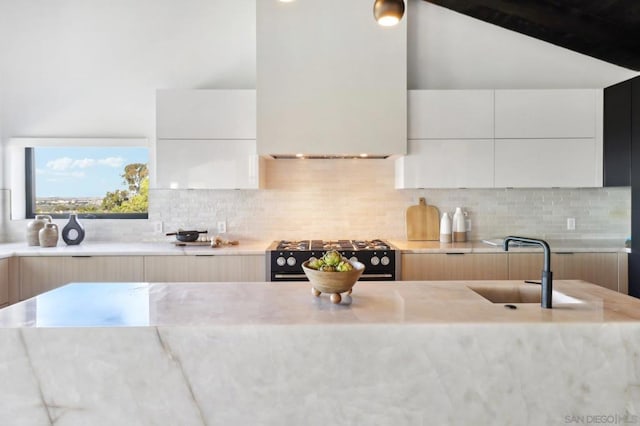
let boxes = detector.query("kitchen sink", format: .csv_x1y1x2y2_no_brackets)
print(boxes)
468,284,584,305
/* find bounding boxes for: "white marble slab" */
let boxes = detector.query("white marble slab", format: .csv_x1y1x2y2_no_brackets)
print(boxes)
2,281,640,328
1,323,639,425
2,282,640,425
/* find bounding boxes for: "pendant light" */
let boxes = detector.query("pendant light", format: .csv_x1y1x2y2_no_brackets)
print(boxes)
373,0,405,27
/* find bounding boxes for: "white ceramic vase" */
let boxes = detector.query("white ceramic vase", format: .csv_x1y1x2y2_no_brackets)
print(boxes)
26,214,52,246
38,223,59,248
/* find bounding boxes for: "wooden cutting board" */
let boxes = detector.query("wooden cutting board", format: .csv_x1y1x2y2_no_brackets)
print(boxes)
406,198,440,241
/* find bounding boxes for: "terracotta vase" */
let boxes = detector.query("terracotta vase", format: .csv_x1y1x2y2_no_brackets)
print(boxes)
26,215,52,246
38,223,59,248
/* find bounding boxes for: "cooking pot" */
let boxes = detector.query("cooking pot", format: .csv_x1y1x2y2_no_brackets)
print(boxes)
166,230,208,242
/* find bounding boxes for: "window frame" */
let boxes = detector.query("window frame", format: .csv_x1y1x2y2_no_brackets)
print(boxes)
7,138,150,220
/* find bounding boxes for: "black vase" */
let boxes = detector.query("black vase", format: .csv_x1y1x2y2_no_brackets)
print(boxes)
62,213,85,245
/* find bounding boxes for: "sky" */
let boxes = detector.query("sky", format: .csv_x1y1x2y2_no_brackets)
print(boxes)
35,147,148,198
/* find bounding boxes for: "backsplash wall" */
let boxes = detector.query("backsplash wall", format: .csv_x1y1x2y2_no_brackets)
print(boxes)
2,159,631,243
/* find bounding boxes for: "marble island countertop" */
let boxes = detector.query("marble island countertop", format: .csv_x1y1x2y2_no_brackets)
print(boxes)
1,280,640,328
1,281,640,425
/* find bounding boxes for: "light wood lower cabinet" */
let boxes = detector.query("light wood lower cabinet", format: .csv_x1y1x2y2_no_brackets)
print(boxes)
402,253,508,281
508,252,622,292
619,254,629,294
19,256,144,301
0,258,8,307
143,255,266,282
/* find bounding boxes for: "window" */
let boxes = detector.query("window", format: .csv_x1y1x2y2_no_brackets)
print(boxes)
25,145,149,219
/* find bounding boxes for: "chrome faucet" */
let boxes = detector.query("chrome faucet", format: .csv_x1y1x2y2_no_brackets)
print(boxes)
503,236,553,309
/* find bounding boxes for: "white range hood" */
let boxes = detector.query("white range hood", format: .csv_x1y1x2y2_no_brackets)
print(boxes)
256,0,407,158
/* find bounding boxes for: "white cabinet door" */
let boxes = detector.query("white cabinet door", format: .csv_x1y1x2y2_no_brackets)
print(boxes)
157,90,256,140
156,139,263,189
408,90,494,139
495,89,598,138
494,139,599,187
396,139,494,188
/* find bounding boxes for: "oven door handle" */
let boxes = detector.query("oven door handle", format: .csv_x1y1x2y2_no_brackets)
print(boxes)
274,273,394,280
361,273,394,279
273,274,308,279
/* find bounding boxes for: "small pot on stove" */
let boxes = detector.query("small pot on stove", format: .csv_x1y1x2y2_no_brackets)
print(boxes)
166,230,208,242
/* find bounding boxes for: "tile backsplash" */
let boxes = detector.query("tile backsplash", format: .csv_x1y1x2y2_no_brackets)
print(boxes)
2,159,630,243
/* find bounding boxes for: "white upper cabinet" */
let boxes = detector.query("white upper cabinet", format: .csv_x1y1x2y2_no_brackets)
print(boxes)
156,90,263,189
494,139,600,187
494,89,597,139
408,90,494,139
399,88,603,188
398,90,494,188
157,90,256,140
396,139,494,188
494,89,603,188
257,0,406,157
156,140,263,190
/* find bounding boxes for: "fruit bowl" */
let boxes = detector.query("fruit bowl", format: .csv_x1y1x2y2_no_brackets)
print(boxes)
302,260,365,303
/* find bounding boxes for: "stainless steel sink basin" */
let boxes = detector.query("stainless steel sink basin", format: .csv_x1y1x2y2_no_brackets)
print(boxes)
468,284,584,305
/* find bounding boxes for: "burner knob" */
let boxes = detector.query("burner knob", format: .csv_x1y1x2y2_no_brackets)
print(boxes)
287,256,297,266
370,256,380,266
349,256,358,264
276,256,286,267
381,256,390,266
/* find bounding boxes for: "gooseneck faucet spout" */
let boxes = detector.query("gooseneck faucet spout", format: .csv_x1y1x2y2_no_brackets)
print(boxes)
503,236,553,309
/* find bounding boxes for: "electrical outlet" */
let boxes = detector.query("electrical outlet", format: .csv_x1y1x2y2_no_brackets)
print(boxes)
153,221,163,234
567,217,576,231
217,221,227,234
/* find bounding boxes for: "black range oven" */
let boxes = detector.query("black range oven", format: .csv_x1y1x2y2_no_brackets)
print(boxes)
266,239,399,281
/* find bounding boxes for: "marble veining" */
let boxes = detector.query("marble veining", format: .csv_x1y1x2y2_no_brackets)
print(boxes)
155,328,207,425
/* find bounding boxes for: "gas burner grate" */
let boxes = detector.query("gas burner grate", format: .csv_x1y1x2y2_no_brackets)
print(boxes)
277,240,310,251
276,239,391,251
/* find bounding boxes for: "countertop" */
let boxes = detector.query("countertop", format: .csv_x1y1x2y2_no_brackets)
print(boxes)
0,238,630,259
391,238,630,253
0,240,272,259
2,280,639,424
2,280,639,327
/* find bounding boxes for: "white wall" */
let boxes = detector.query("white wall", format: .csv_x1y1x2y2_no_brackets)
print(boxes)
407,0,639,89
0,0,255,142
0,0,637,243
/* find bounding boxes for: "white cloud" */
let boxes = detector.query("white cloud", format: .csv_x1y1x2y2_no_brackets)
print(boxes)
72,158,96,169
35,168,44,175
98,157,125,168
44,171,85,182
46,157,73,171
